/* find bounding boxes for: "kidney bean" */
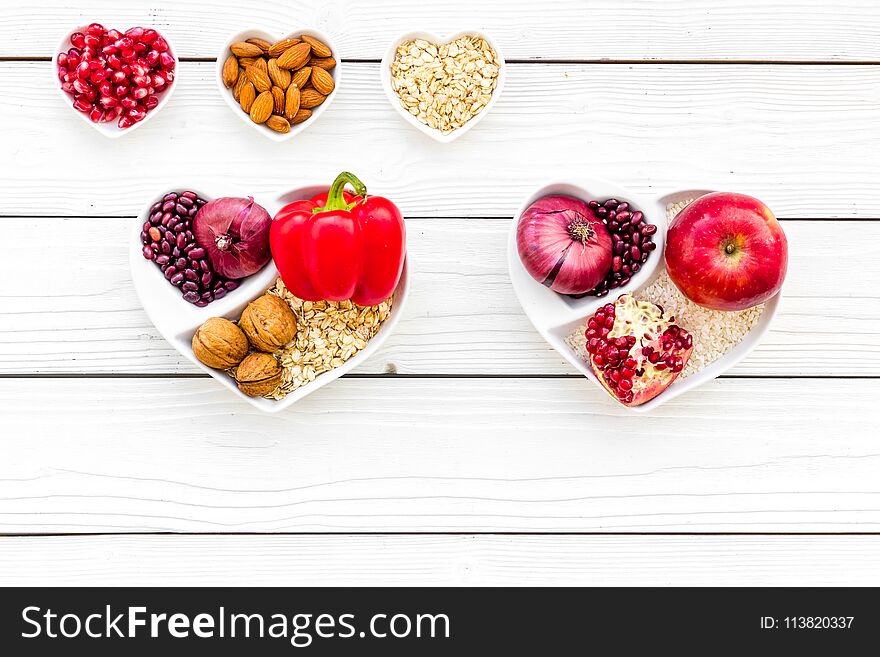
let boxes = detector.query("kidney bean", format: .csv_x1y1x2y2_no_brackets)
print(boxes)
182,291,200,303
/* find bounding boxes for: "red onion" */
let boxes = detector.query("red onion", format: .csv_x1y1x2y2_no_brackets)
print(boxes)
193,196,271,279
516,195,612,294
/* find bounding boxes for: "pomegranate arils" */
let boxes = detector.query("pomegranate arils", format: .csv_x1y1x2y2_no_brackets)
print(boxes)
58,24,174,128
584,294,694,407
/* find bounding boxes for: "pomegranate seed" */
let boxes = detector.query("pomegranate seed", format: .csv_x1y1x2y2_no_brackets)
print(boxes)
75,60,90,79
141,29,159,45
86,23,105,36
163,70,174,84
151,73,166,88
57,52,68,67
144,95,159,110
99,95,117,108
107,54,122,69
121,48,136,61
618,378,633,392
83,34,100,48
132,86,149,99
125,26,145,40
70,32,86,48
145,50,160,66
98,80,112,95
60,81,74,94
72,78,91,94
88,107,104,122
57,68,68,82
159,52,175,69
153,37,169,52
102,45,118,56
106,29,122,41
118,115,134,129
128,108,147,122
121,96,138,109
72,98,92,112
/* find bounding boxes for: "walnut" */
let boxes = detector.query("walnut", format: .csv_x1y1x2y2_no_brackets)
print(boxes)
235,352,283,397
239,293,297,352
192,318,249,369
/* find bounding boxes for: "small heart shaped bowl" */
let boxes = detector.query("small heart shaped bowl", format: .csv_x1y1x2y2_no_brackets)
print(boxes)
508,178,781,412
130,186,410,412
52,25,179,138
380,30,506,143
216,28,341,143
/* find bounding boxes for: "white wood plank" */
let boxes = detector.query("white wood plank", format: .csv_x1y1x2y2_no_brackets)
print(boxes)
2,0,878,61
1,217,875,376
1,534,879,586
2,62,878,218
1,377,879,533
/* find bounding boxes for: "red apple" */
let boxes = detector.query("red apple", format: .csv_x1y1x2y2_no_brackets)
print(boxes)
664,192,788,311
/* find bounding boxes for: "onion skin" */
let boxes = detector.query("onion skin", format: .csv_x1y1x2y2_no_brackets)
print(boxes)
193,196,272,279
516,195,612,294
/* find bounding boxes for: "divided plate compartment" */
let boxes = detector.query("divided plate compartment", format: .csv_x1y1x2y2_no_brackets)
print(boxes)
508,180,780,412
130,186,410,412
216,28,341,142
53,25,179,138
380,30,505,143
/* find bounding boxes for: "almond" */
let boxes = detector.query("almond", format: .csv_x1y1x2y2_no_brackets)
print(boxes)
301,35,332,58
231,41,264,58
268,37,301,58
249,91,274,124
267,58,291,88
232,74,248,101
271,86,285,114
238,56,258,69
291,66,311,90
310,67,334,95
246,65,271,93
222,55,239,88
266,115,291,133
291,108,312,124
254,57,268,75
299,88,326,109
239,82,256,113
246,38,272,53
277,42,312,70
284,85,301,120
309,56,337,70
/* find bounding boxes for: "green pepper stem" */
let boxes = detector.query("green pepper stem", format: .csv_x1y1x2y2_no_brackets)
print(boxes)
319,171,368,213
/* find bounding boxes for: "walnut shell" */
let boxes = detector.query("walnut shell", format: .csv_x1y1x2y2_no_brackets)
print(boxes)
192,318,249,369
240,293,297,352
235,352,283,397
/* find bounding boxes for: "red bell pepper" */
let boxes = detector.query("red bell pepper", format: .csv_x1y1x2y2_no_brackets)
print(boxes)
270,171,406,306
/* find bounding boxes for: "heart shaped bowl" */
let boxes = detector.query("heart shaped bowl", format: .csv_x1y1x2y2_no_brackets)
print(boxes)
380,30,505,143
52,25,179,138
508,179,780,413
130,186,410,412
216,28,341,143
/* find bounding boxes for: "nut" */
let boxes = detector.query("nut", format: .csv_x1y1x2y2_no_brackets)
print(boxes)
290,108,312,124
232,73,248,101
284,85,301,120
291,66,311,90
235,352,283,397
266,115,291,133
267,58,291,88
231,41,264,58
268,37,301,58
310,67,335,95
246,64,271,92
192,318,249,369
246,37,272,53
309,56,336,70
301,35,332,58
249,91,274,123
299,88,326,109
239,82,256,112
240,293,297,352
277,42,312,70
271,85,285,114
222,55,239,88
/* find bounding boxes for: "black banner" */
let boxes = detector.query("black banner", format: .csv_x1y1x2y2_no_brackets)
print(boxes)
0,587,875,653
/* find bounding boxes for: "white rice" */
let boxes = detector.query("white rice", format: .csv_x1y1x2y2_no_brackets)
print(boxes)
566,199,764,378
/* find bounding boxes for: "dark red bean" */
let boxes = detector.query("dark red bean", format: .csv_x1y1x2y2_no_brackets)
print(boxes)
622,264,632,276
201,272,213,286
616,211,631,222
613,241,624,255
632,263,641,273
214,288,227,299
178,196,194,207
184,268,197,281
155,255,169,265
224,281,239,291
619,276,631,287
603,199,619,209
182,191,197,200
588,200,599,209
612,256,622,272
643,241,656,252
170,272,184,286
641,224,657,235
631,246,641,260
630,211,643,225
141,245,152,259
194,300,209,307
182,281,198,292
182,291,200,303
608,220,619,231
595,206,607,217
160,241,171,254
189,247,205,259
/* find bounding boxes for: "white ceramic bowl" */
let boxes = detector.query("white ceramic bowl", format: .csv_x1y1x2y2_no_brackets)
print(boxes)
130,186,410,412
216,28,341,142
380,30,505,143
508,179,780,413
52,25,179,138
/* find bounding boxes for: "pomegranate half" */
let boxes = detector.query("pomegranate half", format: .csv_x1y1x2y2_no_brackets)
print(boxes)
584,294,694,406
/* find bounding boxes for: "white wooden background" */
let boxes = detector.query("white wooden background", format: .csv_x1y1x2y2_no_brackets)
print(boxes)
1,0,879,585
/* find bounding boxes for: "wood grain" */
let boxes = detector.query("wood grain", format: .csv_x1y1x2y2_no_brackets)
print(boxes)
2,63,879,218
2,535,879,585
1,377,878,533
2,0,878,61
0,217,873,375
